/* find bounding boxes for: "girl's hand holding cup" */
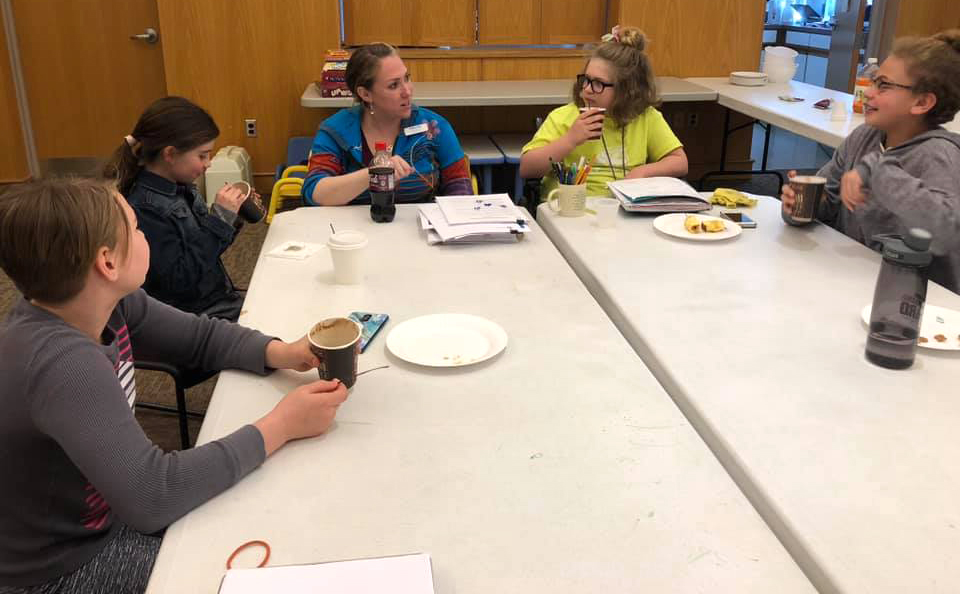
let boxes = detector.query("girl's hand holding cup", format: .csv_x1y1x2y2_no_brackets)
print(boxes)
215,183,246,213
567,107,605,146
780,170,798,214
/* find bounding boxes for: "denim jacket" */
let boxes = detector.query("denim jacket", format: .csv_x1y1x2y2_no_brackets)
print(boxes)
125,171,237,314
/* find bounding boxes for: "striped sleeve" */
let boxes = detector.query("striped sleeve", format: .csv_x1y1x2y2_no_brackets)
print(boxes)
438,156,473,196
302,130,346,205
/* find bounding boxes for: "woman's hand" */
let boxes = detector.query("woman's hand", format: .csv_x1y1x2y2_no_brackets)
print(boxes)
388,155,414,180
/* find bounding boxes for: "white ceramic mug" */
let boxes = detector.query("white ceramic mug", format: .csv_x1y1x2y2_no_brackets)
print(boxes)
547,183,587,217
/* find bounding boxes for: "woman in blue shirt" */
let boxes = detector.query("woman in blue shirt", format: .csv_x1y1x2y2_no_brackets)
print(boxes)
303,43,472,205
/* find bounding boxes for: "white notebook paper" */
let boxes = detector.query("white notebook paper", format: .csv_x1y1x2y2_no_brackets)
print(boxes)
607,177,710,213
218,552,435,594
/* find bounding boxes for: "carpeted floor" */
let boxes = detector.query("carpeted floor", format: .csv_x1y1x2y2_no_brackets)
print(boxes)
0,222,269,452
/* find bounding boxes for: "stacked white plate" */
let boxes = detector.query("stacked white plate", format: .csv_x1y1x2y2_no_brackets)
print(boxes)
729,71,767,86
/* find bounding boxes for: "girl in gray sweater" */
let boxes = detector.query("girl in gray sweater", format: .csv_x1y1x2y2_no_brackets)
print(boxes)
782,29,960,294
0,178,349,592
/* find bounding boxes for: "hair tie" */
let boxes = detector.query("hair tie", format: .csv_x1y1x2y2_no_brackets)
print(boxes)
124,134,141,156
601,25,621,43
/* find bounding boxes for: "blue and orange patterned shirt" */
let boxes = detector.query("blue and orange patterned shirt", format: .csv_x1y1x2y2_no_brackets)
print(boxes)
304,105,472,204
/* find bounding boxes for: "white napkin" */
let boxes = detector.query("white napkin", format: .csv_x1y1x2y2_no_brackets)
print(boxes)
265,241,325,260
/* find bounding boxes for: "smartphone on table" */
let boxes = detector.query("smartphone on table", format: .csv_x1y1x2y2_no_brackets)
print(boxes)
347,312,389,352
719,210,757,229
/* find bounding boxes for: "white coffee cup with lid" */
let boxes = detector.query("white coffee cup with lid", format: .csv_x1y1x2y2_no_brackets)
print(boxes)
327,230,368,284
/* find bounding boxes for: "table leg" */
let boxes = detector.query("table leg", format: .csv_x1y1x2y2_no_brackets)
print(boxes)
719,108,731,170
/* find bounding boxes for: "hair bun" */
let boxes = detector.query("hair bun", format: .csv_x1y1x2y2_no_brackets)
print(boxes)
617,26,647,51
933,29,960,54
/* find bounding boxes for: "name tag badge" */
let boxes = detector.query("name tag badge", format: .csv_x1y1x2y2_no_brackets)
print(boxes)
403,123,428,136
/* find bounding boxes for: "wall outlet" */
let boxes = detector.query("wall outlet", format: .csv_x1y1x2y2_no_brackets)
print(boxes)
686,112,700,129
671,113,684,130
244,119,257,137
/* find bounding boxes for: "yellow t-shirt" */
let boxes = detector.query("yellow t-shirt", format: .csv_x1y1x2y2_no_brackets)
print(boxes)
522,103,683,197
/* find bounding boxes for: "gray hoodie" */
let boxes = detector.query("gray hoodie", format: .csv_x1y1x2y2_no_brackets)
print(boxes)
784,124,960,294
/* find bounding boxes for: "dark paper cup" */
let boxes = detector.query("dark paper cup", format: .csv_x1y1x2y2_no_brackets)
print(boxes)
788,175,826,224
308,318,362,388
232,181,266,224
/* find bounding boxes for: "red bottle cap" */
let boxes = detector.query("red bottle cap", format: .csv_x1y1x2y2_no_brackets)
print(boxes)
374,141,387,151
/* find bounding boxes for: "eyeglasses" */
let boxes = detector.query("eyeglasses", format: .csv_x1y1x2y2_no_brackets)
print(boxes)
577,74,615,94
870,75,915,93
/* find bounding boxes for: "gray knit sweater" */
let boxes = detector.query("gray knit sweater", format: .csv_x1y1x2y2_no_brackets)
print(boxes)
0,290,272,586
784,124,960,294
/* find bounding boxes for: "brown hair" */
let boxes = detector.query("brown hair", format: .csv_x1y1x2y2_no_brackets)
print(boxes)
103,96,219,196
573,26,660,126
345,43,399,108
0,177,130,304
891,29,960,126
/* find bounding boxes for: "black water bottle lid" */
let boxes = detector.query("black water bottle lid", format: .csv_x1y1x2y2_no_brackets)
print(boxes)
873,228,933,267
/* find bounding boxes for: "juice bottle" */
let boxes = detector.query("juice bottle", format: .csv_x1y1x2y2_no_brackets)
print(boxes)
853,58,878,115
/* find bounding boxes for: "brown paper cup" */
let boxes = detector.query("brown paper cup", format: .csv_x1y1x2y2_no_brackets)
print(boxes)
788,175,826,224
307,318,362,388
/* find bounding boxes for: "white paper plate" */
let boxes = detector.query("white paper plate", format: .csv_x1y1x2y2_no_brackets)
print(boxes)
860,303,960,351
730,71,767,86
386,314,508,367
653,213,742,242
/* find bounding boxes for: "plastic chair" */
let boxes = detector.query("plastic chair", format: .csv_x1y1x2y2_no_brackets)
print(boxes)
698,170,784,197
459,134,504,194
134,361,211,449
267,136,312,223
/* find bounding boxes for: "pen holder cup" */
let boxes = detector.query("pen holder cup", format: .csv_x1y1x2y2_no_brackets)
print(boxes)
547,183,587,217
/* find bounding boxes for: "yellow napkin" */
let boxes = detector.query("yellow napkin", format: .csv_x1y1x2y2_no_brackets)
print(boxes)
710,188,758,208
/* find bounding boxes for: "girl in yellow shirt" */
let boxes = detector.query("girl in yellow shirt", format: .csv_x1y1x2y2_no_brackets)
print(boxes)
520,26,688,197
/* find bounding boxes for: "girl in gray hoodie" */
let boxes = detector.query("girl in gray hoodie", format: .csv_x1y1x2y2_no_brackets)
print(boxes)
782,29,960,294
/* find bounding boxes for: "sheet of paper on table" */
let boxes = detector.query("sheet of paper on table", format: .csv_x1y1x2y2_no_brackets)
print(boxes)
218,552,435,594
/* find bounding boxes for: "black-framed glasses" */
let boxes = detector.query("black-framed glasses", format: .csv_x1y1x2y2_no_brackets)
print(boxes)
577,74,615,94
870,75,914,93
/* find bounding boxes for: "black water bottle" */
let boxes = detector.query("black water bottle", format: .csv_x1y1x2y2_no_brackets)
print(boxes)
369,141,396,223
865,228,933,369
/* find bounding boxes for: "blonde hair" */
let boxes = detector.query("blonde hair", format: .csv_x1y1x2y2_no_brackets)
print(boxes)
891,29,960,126
0,177,130,303
573,26,659,126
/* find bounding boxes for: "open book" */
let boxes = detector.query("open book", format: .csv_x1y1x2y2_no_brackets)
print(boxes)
607,177,710,213
218,552,435,593
418,194,528,245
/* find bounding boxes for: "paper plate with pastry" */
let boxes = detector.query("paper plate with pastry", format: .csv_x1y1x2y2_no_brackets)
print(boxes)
653,213,742,241
860,303,960,351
